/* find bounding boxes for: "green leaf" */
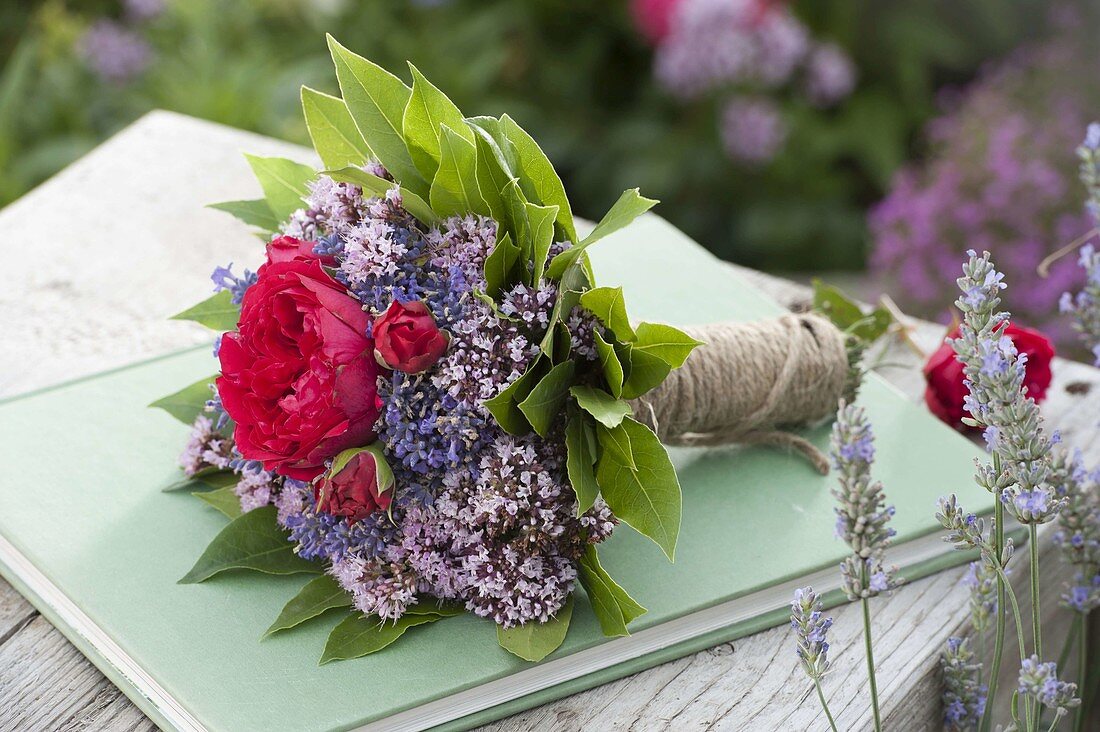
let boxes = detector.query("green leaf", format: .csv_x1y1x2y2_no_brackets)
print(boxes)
546,189,657,279
483,359,547,435
527,201,559,284
320,612,443,664
429,125,488,217
468,120,515,224
579,287,635,341
593,332,624,398
483,232,520,299
402,63,471,180
403,601,465,617
570,386,631,429
565,412,600,515
207,199,280,232
264,575,352,637
162,469,237,493
501,178,532,260
323,166,439,225
595,420,635,470
170,290,239,332
301,86,372,170
632,323,703,369
326,35,426,197
149,376,216,425
178,506,320,584
243,154,315,221
595,418,681,561
518,361,576,437
620,346,672,400
497,113,576,244
192,485,242,519
812,280,893,342
578,545,646,637
497,594,573,662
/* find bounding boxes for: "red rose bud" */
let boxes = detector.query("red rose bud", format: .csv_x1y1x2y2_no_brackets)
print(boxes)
317,446,394,523
373,299,450,373
923,322,1054,431
216,236,382,481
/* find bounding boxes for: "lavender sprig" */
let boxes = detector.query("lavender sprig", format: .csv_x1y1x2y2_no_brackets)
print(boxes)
830,401,901,600
829,401,901,732
790,587,839,731
943,636,987,732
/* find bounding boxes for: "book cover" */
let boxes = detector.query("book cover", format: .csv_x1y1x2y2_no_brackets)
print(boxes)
0,214,989,731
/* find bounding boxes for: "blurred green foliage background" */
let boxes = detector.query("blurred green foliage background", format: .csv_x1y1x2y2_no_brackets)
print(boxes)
0,0,1046,270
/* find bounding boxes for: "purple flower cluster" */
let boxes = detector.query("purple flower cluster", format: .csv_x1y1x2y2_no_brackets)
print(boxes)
652,0,856,164
269,168,616,627
870,32,1100,349
178,414,233,477
1017,656,1079,717
1060,124,1100,364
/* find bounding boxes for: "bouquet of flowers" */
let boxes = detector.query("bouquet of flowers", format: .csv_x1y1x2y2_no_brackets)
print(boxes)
155,35,852,663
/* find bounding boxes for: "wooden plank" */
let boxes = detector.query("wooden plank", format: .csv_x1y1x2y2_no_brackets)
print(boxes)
0,112,1097,731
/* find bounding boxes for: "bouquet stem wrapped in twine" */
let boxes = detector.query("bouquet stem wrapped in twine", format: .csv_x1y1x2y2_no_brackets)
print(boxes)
632,313,855,474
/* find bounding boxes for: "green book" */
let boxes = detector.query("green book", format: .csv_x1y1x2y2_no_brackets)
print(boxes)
0,214,989,732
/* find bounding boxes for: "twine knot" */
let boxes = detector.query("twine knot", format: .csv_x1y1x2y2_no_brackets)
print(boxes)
632,312,850,474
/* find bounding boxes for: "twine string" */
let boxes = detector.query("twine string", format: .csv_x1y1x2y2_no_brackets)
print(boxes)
632,313,849,475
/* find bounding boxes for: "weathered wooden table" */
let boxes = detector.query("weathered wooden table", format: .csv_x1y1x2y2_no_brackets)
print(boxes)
0,112,1097,731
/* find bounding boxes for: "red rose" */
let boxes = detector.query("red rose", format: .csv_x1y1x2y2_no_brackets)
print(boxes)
373,299,449,373
317,447,394,523
216,236,382,480
924,322,1054,430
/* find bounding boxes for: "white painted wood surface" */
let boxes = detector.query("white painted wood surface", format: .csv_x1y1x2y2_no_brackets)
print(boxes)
0,111,1096,731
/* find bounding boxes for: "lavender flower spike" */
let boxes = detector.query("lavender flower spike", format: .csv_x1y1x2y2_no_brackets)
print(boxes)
951,251,1064,526
790,586,832,681
1017,656,1080,719
791,586,839,731
831,401,900,599
941,636,986,732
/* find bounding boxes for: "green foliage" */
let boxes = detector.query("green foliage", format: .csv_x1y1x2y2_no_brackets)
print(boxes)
301,86,372,170
517,360,576,437
578,545,647,637
496,594,573,662
578,287,635,341
320,611,446,664
192,485,242,519
546,189,657,279
265,575,353,637
595,418,682,561
207,199,280,233
170,290,239,332
812,279,893,343
243,154,315,221
565,412,600,515
149,375,216,425
570,386,631,429
327,35,426,196
178,506,321,584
